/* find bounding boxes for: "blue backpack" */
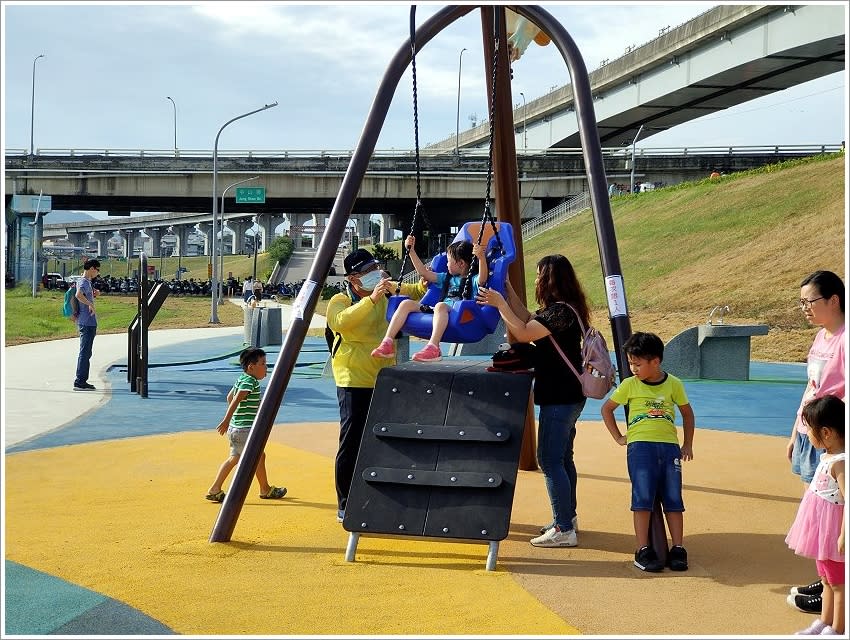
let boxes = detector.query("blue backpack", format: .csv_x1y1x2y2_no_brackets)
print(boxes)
62,285,79,318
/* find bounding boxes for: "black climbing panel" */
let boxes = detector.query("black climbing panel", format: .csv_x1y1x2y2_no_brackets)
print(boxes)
343,360,532,544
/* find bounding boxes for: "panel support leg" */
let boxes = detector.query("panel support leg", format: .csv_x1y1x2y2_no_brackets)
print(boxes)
485,541,499,571
345,532,360,562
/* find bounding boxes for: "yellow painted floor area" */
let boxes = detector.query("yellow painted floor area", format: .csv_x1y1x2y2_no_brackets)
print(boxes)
5,431,577,636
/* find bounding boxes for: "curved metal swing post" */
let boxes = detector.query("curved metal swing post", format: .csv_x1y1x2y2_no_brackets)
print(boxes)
514,5,634,380
209,5,475,543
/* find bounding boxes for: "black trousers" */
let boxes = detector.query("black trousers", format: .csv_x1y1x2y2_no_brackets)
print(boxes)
335,386,374,512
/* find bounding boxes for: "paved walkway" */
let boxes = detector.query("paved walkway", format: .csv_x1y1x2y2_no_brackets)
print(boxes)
3,307,823,636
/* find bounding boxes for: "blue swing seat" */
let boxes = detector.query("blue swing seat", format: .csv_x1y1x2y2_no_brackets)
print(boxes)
386,221,516,344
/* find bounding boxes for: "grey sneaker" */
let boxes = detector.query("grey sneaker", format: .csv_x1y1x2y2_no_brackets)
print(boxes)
530,526,577,548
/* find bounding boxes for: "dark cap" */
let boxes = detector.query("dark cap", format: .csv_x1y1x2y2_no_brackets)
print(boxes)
344,249,378,275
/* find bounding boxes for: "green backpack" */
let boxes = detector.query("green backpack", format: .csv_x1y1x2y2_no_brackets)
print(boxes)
62,285,79,319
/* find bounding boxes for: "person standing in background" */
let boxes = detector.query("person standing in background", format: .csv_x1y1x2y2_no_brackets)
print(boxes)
73,259,101,391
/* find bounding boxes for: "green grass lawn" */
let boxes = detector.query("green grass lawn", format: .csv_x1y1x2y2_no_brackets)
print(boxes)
5,152,844,359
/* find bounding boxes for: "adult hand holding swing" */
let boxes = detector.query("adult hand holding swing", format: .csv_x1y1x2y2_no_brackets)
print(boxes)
476,286,506,310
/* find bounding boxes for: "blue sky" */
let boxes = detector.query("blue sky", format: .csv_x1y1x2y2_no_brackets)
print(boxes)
2,2,846,157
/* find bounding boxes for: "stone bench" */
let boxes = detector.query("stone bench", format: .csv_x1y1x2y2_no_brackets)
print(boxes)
663,323,769,381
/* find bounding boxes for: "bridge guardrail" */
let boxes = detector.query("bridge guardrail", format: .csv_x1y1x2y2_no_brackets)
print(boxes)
5,144,843,160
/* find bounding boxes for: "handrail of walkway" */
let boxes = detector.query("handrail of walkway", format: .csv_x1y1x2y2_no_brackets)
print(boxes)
521,192,591,242
4,144,843,160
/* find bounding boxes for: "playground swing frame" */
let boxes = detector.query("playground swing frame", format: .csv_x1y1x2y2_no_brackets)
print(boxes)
210,5,633,544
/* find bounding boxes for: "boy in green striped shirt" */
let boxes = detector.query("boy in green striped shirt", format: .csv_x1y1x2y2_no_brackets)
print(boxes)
205,347,287,503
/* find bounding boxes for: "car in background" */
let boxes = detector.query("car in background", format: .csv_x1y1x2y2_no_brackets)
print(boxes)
44,273,67,290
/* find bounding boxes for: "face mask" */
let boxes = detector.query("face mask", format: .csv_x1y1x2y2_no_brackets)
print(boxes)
357,270,383,291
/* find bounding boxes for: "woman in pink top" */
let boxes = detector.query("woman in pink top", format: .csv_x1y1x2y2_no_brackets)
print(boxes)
786,270,846,615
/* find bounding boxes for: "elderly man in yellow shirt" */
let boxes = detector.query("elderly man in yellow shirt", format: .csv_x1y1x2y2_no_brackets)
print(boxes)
326,248,426,523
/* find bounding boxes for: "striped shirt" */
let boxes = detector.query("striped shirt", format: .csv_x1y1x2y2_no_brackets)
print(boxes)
230,372,261,428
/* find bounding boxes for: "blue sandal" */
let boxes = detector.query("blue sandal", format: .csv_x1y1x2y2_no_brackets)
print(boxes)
260,486,287,499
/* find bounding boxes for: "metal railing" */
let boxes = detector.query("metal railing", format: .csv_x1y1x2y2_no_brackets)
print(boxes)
521,192,592,241
4,143,843,160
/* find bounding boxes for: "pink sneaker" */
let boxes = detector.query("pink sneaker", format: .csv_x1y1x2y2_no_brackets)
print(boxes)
371,338,395,359
412,343,442,362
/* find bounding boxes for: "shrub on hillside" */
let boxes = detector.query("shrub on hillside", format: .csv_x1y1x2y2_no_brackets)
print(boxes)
268,235,294,264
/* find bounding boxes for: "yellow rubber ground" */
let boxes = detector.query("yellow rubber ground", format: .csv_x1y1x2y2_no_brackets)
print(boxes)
5,431,578,635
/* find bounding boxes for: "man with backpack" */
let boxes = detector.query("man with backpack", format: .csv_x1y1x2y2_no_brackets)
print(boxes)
72,259,101,391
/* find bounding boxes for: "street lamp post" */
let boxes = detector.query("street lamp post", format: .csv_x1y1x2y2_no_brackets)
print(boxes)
30,54,45,156
252,223,260,281
519,91,527,151
219,175,260,304
210,102,278,324
629,124,645,193
455,47,467,160
166,96,177,152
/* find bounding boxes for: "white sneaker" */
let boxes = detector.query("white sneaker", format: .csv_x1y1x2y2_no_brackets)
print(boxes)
795,620,827,635
530,526,577,548
539,516,579,535
819,626,838,635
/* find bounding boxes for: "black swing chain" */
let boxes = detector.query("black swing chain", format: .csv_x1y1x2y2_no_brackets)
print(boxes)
394,6,430,295
461,15,504,301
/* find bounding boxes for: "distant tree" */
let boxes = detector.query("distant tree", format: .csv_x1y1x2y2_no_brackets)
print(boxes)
267,235,294,264
372,244,398,263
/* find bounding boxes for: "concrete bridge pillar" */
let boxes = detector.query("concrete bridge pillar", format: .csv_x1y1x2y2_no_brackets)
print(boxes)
93,231,111,257
289,213,309,248
197,223,212,256
356,214,371,245
144,228,163,257
270,215,285,240
218,222,233,255
256,214,283,251
172,224,190,260
229,218,252,254
122,229,134,259
67,232,88,253
375,213,400,244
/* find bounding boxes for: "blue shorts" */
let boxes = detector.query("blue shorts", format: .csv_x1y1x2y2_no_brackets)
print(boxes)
228,427,251,456
791,430,822,484
626,441,685,512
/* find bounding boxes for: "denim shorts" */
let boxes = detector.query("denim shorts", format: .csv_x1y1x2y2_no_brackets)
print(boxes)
791,430,822,484
228,427,251,456
626,441,685,512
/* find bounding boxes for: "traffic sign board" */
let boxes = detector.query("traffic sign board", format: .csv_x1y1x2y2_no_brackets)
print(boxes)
235,187,266,203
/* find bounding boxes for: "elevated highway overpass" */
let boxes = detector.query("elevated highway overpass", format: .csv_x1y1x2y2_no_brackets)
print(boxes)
436,4,844,151
7,144,841,234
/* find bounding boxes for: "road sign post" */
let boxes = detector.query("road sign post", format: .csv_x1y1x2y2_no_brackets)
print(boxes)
235,187,266,204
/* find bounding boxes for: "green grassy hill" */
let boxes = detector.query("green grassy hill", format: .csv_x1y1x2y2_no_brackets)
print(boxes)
7,153,846,360
522,153,846,361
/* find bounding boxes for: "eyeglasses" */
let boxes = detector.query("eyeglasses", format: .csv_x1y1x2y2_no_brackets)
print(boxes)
799,296,824,309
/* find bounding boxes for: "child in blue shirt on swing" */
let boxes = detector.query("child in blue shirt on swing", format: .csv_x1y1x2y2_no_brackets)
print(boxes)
371,234,488,362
